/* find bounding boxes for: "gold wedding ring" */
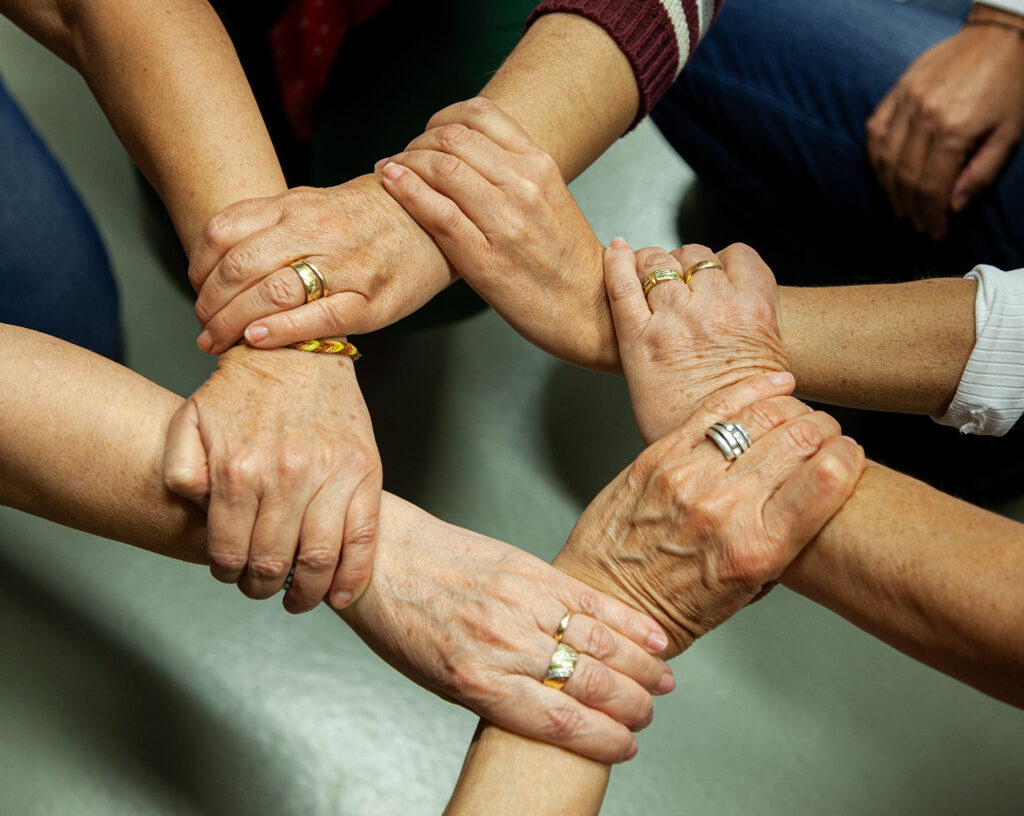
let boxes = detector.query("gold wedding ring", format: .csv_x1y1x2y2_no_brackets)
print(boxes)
683,259,723,284
554,612,572,644
290,260,327,303
642,268,684,296
543,642,580,690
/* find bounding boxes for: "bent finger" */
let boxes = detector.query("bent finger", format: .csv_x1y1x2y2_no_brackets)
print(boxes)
394,124,518,186
558,613,671,696
244,295,376,349
487,677,639,764
603,240,651,345
188,196,285,293
163,398,210,508
423,97,535,154
328,468,383,608
559,654,655,732
763,435,865,562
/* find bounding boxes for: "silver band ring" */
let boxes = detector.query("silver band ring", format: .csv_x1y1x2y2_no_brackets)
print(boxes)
705,421,752,461
642,268,684,296
543,642,580,690
290,260,327,303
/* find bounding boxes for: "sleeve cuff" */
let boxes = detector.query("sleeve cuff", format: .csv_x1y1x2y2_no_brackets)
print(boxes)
932,265,1024,436
526,1,719,127
974,1,1024,17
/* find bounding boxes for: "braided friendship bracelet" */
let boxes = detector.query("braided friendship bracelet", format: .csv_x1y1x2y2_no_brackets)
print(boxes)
288,339,361,359
965,14,1024,39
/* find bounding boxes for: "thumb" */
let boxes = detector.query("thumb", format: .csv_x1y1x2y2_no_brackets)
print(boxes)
950,127,1019,212
163,398,210,509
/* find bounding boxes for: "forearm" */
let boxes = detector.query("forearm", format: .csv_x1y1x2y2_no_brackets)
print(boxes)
1,0,284,250
784,462,1024,707
778,278,976,414
479,13,638,181
447,722,608,815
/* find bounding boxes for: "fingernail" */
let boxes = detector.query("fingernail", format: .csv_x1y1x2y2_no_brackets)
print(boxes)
374,157,391,171
647,630,668,653
622,741,639,762
197,331,213,352
769,371,794,385
245,324,269,343
657,670,676,695
382,162,404,181
332,590,352,608
610,236,630,249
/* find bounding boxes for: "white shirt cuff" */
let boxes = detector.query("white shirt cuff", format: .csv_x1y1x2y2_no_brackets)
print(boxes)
932,265,1024,436
974,1,1024,18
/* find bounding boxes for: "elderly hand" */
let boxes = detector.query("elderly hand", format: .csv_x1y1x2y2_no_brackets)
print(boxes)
163,345,382,613
378,97,616,372
865,14,1024,239
604,240,787,444
188,174,456,353
340,494,674,764
554,372,865,657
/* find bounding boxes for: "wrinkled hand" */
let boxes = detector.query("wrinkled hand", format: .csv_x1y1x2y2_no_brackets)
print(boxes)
163,345,382,613
604,240,787,444
340,494,674,764
378,97,615,372
865,16,1024,239
189,174,456,353
555,373,865,657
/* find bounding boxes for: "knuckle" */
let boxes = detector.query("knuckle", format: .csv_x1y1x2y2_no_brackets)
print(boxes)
701,389,740,420
436,123,473,149
201,213,235,253
248,554,293,582
583,624,616,661
729,545,783,588
813,450,855,492
344,520,378,553
276,446,307,482
746,399,790,432
516,178,543,208
206,548,248,575
581,663,614,702
784,418,824,453
296,546,339,574
544,704,583,741
435,200,465,236
219,455,260,493
219,250,252,285
261,273,299,309
464,96,495,116
429,151,464,181
575,589,603,620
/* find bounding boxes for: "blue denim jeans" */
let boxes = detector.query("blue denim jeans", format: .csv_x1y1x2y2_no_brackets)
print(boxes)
652,0,1024,280
0,76,121,359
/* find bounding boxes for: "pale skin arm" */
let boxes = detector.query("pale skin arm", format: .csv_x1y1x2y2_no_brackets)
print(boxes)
0,0,285,250
0,0,385,610
778,278,977,415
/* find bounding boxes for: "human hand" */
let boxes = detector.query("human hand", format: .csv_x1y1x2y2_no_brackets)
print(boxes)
377,97,616,373
340,494,674,764
604,240,787,444
188,174,456,354
554,372,865,657
865,15,1024,239
162,344,382,612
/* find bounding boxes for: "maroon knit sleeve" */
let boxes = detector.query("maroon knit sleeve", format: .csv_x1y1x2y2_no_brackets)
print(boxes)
525,0,724,126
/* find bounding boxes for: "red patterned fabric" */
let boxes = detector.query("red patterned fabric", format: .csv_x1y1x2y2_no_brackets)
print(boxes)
270,0,392,140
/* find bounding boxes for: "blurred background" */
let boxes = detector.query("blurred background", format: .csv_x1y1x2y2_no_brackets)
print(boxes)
1,14,1022,815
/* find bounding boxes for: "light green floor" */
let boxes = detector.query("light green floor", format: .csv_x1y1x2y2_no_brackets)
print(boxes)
2,17,1023,816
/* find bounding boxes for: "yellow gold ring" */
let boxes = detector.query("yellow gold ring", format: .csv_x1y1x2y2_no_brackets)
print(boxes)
683,259,723,284
554,612,572,644
290,260,328,303
543,642,580,690
642,268,684,297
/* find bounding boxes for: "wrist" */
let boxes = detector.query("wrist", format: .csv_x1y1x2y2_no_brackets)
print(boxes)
346,173,458,292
